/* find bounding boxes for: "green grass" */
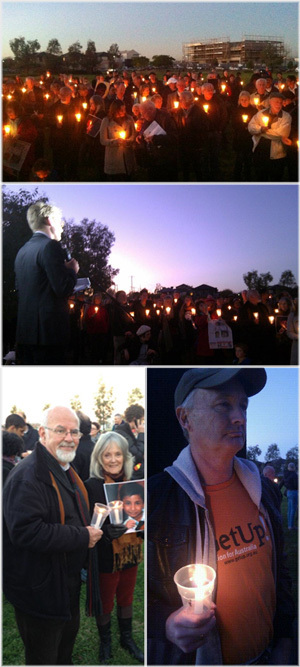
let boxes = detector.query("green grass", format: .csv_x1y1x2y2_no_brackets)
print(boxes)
2,556,144,665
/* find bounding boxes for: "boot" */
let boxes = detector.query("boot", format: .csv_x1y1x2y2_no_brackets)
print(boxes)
118,616,144,663
97,620,112,663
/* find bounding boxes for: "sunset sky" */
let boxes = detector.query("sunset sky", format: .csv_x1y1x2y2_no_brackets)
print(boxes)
4,183,298,294
3,2,298,60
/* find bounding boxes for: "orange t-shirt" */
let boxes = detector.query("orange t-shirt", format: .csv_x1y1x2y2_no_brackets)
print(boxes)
204,472,276,664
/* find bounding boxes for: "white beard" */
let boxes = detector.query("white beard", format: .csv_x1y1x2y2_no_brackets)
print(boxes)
56,446,76,463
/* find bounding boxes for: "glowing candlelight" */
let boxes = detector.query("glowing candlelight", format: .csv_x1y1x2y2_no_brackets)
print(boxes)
69,302,74,310
268,316,275,324
142,96,147,102
75,113,82,122
174,564,216,615
46,71,51,78
216,309,222,318
82,102,88,110
21,87,26,93
44,93,50,100
108,500,123,525
221,84,226,93
228,305,231,310
146,309,150,317
119,130,126,139
94,306,99,313
194,96,199,101
57,115,63,124
233,315,238,321
156,309,160,316
297,140,299,149
280,84,285,90
174,101,179,109
262,115,269,127
133,92,137,98
166,306,171,315
242,114,249,123
203,104,209,113
253,312,259,322
7,94,12,100
91,503,110,529
191,308,196,315
130,311,135,318
241,80,244,85
274,308,279,314
152,87,156,93
253,96,260,106
153,303,157,308
174,298,178,304
39,80,43,85
4,125,11,136
134,122,138,130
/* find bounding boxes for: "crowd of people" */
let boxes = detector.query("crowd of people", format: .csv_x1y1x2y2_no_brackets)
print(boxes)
2,403,144,665
3,67,298,182
11,286,295,366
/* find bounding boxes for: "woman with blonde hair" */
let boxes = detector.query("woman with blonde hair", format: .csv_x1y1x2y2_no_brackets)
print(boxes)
85,432,143,663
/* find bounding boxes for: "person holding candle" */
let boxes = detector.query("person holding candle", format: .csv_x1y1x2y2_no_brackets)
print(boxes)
100,99,136,180
3,406,103,665
85,432,144,663
249,78,270,110
196,82,228,180
148,368,295,665
231,91,256,180
248,91,292,181
286,298,298,365
137,100,178,181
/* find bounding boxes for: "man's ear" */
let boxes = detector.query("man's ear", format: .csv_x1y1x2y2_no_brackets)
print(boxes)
45,216,52,228
176,407,189,429
38,425,46,444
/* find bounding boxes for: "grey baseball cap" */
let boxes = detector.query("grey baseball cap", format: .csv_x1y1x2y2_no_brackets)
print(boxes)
174,368,267,408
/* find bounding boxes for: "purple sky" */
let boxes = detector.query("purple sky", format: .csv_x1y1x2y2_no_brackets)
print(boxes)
4,183,298,293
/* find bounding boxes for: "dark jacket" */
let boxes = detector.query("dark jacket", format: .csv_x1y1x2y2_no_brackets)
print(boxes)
3,442,89,620
22,422,39,451
148,472,295,665
73,434,95,482
15,233,77,346
114,422,144,479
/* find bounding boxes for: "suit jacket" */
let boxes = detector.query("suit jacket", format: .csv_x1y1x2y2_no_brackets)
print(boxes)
15,233,77,346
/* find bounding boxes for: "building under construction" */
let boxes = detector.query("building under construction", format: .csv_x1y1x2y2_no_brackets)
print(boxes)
183,35,284,66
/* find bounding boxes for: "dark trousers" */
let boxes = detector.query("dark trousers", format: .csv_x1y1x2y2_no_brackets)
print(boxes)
14,577,81,665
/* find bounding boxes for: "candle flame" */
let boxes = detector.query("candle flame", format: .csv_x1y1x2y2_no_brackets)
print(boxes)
57,115,63,123
174,101,179,109
242,114,248,123
203,104,209,113
119,131,126,139
254,97,260,106
75,113,82,122
4,125,11,135
82,102,88,109
262,115,269,127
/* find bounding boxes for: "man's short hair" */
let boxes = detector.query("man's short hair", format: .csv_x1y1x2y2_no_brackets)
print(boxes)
124,404,144,423
2,431,24,457
26,201,62,232
5,414,26,429
119,481,144,501
76,410,91,436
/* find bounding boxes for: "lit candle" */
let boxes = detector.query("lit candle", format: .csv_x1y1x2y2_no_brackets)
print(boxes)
146,309,150,317
4,125,11,136
191,308,196,315
241,80,244,85
280,84,285,90
253,96,260,106
228,305,231,310
174,298,178,304
233,315,238,321
156,309,160,316
69,303,74,310
242,114,249,123
134,122,138,130
133,92,137,98
253,312,259,322
7,94,12,100
221,84,226,93
203,104,209,113
152,87,156,93
268,316,275,324
142,96,147,102
153,303,156,308
166,306,171,315
44,93,50,100
92,503,110,529
75,113,82,122
274,308,279,314
39,80,43,85
94,306,99,313
130,311,135,318
82,102,88,110
216,309,222,318
57,115,63,124
174,101,179,109
108,500,123,525
194,96,199,101
174,564,216,615
262,115,269,127
46,71,51,78
21,87,26,93
119,130,126,139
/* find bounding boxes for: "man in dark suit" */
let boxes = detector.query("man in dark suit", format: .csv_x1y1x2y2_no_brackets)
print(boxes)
15,201,79,365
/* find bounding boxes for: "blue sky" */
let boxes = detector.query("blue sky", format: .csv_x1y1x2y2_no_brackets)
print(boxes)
3,183,298,294
2,2,299,60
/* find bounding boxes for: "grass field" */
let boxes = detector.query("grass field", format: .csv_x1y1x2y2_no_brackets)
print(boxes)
2,554,144,665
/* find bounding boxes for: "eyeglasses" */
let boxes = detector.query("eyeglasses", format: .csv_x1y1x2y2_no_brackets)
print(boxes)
44,427,82,439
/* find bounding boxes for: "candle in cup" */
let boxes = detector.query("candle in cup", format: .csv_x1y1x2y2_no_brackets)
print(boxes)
75,113,82,122
253,312,259,322
203,104,209,113
21,87,26,93
174,298,178,304
91,503,110,530
57,115,63,124
119,130,126,139
146,309,150,317
7,94,12,101
44,93,50,100
262,115,269,127
108,501,123,525
174,563,216,615
216,309,222,318
94,306,99,313
221,84,226,93
242,114,249,123
82,102,88,110
191,308,196,316
233,315,238,321
156,309,160,316
253,96,260,106
174,101,179,109
166,306,171,315
268,316,275,324
130,311,135,318
4,125,11,136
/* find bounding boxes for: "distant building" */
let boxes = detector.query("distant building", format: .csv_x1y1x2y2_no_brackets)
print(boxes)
183,34,284,66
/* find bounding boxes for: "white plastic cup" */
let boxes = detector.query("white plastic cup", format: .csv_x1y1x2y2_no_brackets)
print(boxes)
108,500,123,525
174,563,216,614
91,503,110,530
